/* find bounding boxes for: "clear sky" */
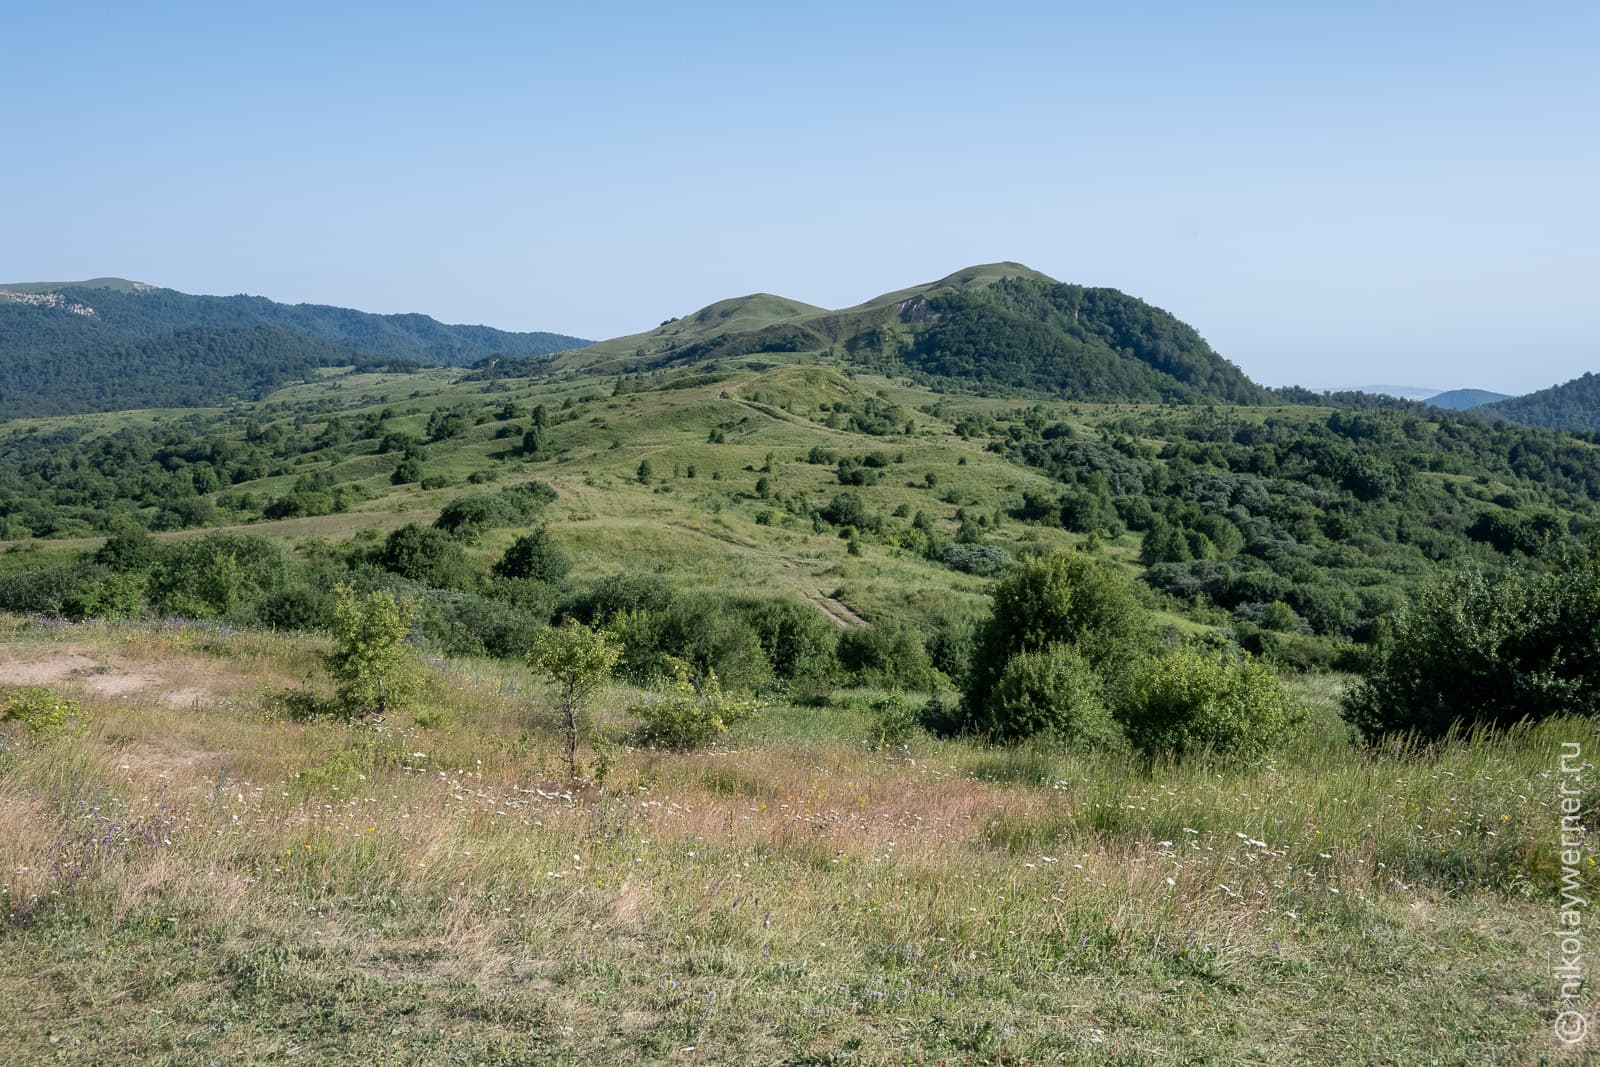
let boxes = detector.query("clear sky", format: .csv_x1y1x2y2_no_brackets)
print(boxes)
3,2,1595,393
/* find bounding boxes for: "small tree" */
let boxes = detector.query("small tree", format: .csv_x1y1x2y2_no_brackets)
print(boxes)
326,585,422,718
377,523,471,588
392,458,424,485
637,459,654,485
962,550,1146,733
493,527,572,583
527,620,620,779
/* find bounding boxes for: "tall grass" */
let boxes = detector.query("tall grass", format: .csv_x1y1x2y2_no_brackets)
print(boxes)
0,623,1588,1063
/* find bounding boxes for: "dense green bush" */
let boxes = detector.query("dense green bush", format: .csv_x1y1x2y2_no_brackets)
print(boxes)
628,660,759,750
149,533,289,618
65,571,148,621
837,619,942,690
745,597,839,686
375,524,472,589
94,525,159,572
558,573,676,626
391,457,423,484
414,588,546,659
433,482,557,542
1345,557,1600,739
608,593,773,692
493,527,571,583
0,560,107,617
981,644,1125,749
819,492,882,532
941,543,1014,577
925,602,984,686
1119,645,1300,759
253,584,335,633
962,550,1146,732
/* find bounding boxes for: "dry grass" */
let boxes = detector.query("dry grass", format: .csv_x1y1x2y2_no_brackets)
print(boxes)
0,620,1592,1064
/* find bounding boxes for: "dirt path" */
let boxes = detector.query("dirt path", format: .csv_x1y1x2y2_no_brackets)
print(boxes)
809,594,867,629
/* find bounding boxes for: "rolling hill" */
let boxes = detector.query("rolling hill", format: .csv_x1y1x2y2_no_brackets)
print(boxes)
0,278,589,418
549,263,1270,404
1423,388,1512,410
1480,371,1600,431
0,264,1269,420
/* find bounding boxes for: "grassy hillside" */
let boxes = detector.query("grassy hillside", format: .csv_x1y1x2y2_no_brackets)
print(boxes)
547,264,1268,404
2,352,1597,647
0,619,1585,1063
0,281,1597,1059
0,262,1262,421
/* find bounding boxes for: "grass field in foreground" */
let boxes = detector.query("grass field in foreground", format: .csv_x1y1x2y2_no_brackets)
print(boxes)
0,619,1594,1065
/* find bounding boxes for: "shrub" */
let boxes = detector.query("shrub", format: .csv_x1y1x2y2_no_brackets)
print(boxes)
978,644,1125,748
414,588,545,659
0,685,79,736
820,492,881,532
628,660,759,750
926,602,984,686
392,458,424,484
376,524,472,589
1119,646,1300,759
607,593,774,692
746,597,838,685
252,584,334,633
493,527,571,584
149,533,289,619
325,585,423,718
838,619,941,691
941,542,1014,577
558,573,676,626
434,482,558,542
485,576,561,620
867,693,921,751
94,525,159,572
65,571,148,621
962,550,1146,730
0,561,104,618
1345,557,1600,739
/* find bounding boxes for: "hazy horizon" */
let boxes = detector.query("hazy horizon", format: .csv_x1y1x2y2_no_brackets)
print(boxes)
3,3,1594,395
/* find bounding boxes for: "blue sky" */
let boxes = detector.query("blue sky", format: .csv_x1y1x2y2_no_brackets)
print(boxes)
3,2,1595,393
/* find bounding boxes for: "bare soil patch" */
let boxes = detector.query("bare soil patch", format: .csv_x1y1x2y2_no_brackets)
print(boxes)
0,645,224,708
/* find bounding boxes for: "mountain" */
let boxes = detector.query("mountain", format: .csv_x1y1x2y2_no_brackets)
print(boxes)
1341,385,1442,401
549,263,1268,404
1480,372,1600,432
1423,388,1512,411
0,279,589,418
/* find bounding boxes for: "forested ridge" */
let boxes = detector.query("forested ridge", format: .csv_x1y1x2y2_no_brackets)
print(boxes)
0,283,588,417
869,277,1269,404
1482,371,1600,431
